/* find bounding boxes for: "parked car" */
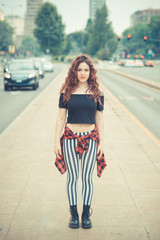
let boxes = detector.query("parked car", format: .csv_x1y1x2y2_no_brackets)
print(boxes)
43,61,54,72
4,59,39,91
143,59,155,67
34,58,45,78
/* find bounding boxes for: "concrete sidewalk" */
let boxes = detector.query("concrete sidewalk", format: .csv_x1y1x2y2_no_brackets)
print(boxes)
0,68,160,240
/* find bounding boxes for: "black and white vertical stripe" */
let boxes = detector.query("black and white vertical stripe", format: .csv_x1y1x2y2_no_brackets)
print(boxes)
63,131,97,206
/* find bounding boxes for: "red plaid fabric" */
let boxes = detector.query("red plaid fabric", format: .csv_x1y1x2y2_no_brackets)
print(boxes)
55,124,107,177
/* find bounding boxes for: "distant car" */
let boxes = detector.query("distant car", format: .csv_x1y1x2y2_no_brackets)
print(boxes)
34,58,45,78
118,59,125,66
143,60,155,67
134,59,144,67
4,59,39,91
43,61,54,72
124,59,135,67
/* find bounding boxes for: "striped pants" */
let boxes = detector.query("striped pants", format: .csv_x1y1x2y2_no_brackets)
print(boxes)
63,131,97,206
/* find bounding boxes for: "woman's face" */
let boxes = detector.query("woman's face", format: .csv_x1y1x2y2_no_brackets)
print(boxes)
77,62,90,83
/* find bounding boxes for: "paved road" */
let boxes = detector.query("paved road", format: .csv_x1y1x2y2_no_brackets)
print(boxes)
98,69,160,140
0,63,65,133
117,65,160,83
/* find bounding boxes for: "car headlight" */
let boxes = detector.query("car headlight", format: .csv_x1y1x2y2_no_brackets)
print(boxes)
4,73,11,79
28,73,36,78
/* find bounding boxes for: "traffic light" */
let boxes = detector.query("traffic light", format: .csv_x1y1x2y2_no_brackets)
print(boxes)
127,34,131,40
117,36,121,41
144,36,147,41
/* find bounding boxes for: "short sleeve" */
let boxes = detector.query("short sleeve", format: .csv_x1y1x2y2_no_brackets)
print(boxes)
97,91,104,112
59,93,67,109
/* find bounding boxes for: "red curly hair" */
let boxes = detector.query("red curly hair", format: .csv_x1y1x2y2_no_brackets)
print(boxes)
60,54,101,104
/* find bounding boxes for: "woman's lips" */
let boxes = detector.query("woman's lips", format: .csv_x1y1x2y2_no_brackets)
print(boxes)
80,77,85,79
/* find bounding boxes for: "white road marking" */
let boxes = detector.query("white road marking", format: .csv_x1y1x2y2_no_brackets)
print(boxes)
118,95,154,102
125,96,138,101
142,96,154,101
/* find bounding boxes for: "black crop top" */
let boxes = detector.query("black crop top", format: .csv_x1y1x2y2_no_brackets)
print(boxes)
59,93,104,124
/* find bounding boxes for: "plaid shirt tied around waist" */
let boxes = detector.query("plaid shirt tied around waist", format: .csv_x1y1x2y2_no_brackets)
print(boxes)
55,124,107,177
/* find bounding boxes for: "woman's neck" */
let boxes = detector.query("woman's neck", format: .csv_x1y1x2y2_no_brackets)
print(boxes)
78,83,89,90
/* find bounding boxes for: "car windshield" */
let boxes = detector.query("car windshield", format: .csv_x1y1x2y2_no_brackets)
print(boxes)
8,62,34,71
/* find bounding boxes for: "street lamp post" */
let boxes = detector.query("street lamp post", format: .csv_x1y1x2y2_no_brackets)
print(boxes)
1,4,23,18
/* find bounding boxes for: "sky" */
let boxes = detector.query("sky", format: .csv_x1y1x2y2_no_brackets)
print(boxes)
0,0,160,35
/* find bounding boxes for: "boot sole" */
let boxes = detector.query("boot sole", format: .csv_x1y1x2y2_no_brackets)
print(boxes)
69,224,80,229
81,224,92,229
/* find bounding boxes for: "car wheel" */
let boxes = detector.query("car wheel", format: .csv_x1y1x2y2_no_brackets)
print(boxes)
37,82,39,88
32,83,37,90
4,84,9,91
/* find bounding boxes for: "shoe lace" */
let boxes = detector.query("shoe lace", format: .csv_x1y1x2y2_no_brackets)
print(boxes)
69,208,78,219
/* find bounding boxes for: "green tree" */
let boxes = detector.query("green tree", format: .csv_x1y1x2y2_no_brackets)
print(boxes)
34,2,65,55
20,36,42,56
85,4,117,59
0,20,13,52
148,15,160,55
121,23,150,57
67,31,88,54
61,35,72,55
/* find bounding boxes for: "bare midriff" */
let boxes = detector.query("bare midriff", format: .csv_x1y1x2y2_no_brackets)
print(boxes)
67,123,95,133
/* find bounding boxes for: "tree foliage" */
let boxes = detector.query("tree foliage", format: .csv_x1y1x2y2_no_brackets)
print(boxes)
67,31,88,54
122,24,150,56
85,4,117,59
121,15,160,57
0,20,13,51
149,15,160,52
20,36,42,56
34,2,65,55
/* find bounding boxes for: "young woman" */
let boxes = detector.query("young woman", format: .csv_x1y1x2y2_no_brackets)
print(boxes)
54,55,106,229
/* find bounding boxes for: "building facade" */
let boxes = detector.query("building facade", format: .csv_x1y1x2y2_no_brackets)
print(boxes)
2,15,24,48
24,0,43,37
89,0,106,20
6,16,24,36
130,8,160,26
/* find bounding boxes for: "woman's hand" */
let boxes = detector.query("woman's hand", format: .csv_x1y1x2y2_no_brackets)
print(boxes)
54,142,62,159
97,142,104,160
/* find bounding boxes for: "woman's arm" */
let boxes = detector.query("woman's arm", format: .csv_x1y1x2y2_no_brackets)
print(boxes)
54,108,67,158
95,110,104,159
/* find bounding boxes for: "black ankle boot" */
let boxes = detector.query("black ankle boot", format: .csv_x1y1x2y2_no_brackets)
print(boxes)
69,205,79,228
81,205,92,229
